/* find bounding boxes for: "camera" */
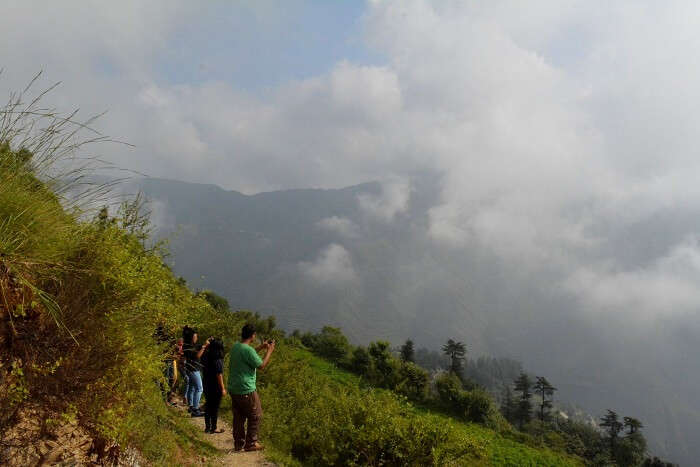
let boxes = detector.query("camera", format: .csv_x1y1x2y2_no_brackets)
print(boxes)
267,339,275,345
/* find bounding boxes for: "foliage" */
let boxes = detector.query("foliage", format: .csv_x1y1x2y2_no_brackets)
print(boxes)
0,133,240,463
435,372,502,427
349,346,371,375
400,339,415,363
252,348,580,466
255,347,486,466
514,372,533,429
367,340,395,386
199,290,230,313
394,361,429,401
313,326,351,364
534,376,556,422
442,339,467,376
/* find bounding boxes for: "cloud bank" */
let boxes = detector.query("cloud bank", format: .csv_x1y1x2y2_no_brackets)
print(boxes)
298,244,357,285
5,0,700,319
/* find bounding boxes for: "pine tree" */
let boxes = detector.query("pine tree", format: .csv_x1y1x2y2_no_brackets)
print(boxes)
442,339,466,375
400,339,415,363
513,372,533,429
500,384,518,423
600,410,624,452
624,416,643,434
533,376,556,422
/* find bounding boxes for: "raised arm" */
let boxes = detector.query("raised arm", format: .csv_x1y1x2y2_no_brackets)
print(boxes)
259,341,276,370
196,338,211,359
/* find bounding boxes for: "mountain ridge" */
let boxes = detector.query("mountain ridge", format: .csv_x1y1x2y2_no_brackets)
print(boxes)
126,175,696,465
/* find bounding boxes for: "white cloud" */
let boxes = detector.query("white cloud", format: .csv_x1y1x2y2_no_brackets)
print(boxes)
566,239,700,315
298,244,357,285
6,0,700,317
357,177,411,222
316,216,360,239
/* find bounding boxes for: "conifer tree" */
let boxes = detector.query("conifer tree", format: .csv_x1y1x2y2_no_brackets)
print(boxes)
500,384,518,424
400,339,415,363
533,376,556,422
442,339,466,376
624,416,643,434
600,410,624,451
513,372,533,429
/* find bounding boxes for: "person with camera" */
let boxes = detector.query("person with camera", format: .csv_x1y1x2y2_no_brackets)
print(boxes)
227,323,275,452
183,327,210,417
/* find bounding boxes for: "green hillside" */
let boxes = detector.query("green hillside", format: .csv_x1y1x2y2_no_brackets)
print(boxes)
0,107,664,466
245,346,581,466
0,117,584,465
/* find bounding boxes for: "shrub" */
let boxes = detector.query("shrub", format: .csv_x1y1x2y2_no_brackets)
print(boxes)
0,135,244,463
349,346,371,375
435,372,463,405
258,349,486,466
435,373,502,427
395,361,430,401
368,340,396,386
313,326,350,364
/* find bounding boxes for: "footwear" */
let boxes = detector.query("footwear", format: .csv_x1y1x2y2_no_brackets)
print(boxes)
244,442,264,451
210,428,224,434
204,427,211,433
187,406,193,413
191,410,205,417
233,442,245,452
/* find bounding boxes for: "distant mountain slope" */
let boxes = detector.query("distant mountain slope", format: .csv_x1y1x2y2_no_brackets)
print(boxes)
129,176,698,465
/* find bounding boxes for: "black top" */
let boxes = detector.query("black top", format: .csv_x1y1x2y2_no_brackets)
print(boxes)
201,353,224,395
183,343,203,372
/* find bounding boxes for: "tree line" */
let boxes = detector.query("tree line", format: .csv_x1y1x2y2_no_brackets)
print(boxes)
291,327,676,467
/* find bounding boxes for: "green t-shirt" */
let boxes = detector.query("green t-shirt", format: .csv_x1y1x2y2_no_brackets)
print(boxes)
227,342,263,395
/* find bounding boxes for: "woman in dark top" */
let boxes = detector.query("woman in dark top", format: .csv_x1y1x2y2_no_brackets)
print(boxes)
201,338,227,433
183,327,209,417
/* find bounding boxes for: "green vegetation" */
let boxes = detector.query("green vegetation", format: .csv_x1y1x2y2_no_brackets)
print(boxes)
0,94,240,464
254,347,579,466
0,89,670,466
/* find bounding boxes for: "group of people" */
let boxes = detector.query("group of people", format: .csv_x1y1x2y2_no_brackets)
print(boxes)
166,323,276,452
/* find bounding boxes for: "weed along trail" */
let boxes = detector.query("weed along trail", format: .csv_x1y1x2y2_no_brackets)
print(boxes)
176,400,273,466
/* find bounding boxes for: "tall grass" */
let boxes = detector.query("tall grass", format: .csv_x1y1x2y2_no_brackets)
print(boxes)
0,77,235,464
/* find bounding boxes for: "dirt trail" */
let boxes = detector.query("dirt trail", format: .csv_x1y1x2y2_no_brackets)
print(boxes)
176,400,274,467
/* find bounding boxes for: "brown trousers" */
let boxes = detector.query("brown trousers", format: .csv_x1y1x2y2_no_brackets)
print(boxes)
231,391,262,448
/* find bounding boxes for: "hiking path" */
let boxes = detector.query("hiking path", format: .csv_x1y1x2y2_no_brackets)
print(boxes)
175,399,274,467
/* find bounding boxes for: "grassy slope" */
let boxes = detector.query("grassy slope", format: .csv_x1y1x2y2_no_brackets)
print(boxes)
0,144,578,466
301,349,580,467
0,143,231,465
222,346,581,467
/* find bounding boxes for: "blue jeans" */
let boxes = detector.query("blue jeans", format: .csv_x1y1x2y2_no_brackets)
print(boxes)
186,370,203,409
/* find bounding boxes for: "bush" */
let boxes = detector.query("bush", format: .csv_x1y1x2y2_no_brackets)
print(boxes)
313,326,350,364
435,372,463,405
458,389,495,424
349,346,371,375
435,373,502,426
258,349,486,466
0,137,244,463
395,362,430,401
368,341,396,386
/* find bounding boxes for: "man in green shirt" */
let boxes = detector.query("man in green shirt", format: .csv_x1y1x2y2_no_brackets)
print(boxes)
227,323,275,452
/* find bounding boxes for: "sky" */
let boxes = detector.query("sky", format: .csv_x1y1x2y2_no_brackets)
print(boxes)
3,0,700,320
4,0,700,318
4,1,700,458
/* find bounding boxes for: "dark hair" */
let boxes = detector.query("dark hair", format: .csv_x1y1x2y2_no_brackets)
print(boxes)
183,326,197,345
206,338,225,360
241,323,256,340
